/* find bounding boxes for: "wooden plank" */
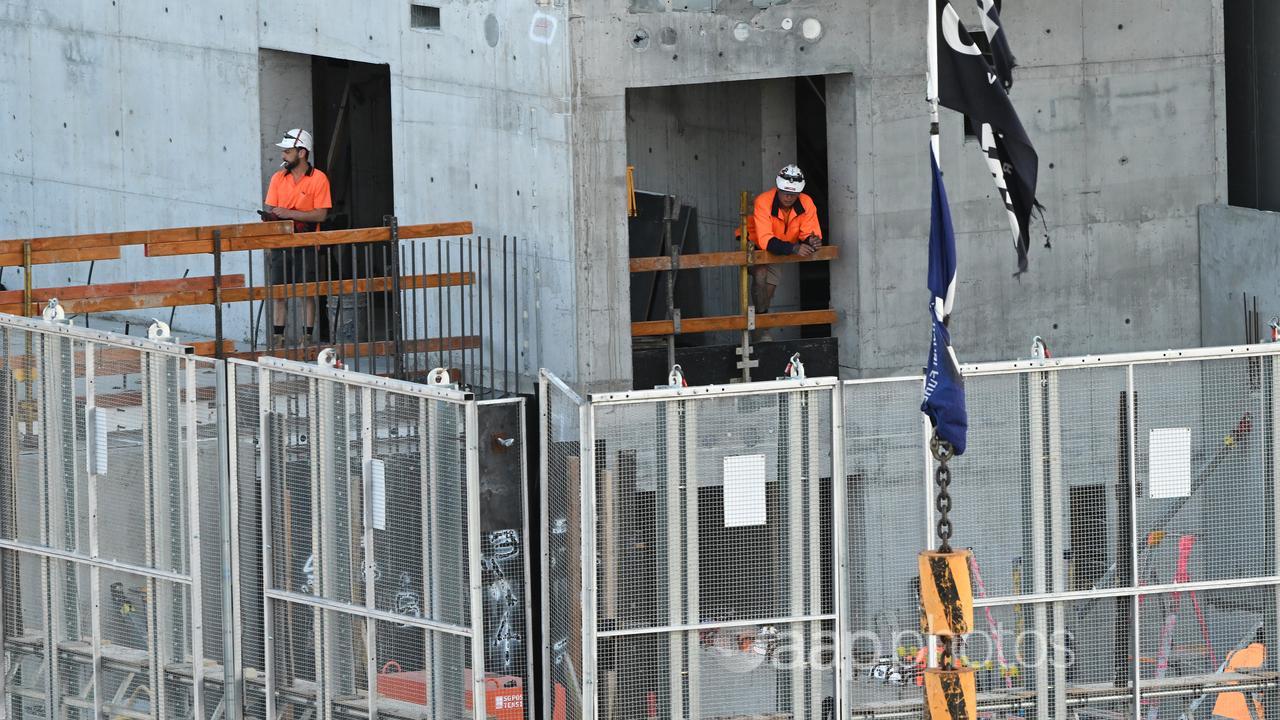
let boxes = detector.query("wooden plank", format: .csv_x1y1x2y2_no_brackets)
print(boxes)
6,340,233,375
0,275,245,307
225,335,480,362
0,273,469,315
0,221,289,255
0,246,121,267
220,272,473,303
0,291,216,317
631,308,838,337
629,245,838,273
144,221,475,257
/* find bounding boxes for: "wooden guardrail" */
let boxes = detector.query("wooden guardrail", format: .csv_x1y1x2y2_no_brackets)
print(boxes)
0,220,474,314
629,245,839,337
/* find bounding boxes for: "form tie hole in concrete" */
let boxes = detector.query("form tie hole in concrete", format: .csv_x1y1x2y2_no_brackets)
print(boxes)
631,29,650,51
673,54,679,61
1125,318,1131,325
1053,324,1059,330
659,27,677,46
781,17,793,31
1119,156,1129,165
1118,24,1124,30
733,22,751,42
1044,28,1051,34
1049,162,1055,169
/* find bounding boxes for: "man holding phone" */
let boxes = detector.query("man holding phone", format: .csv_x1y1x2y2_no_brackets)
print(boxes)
262,128,331,346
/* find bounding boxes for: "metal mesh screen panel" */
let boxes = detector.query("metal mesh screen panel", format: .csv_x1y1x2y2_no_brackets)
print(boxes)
588,384,835,720
1133,357,1272,585
842,378,927,716
543,374,584,720
259,361,477,720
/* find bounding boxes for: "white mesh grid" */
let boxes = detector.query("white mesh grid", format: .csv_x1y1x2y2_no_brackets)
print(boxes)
255,360,478,720
542,373,585,720
0,318,223,720
587,383,836,720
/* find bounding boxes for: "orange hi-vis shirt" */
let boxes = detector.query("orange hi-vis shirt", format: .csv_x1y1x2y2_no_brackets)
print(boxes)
1213,642,1265,719
747,188,822,251
265,166,332,230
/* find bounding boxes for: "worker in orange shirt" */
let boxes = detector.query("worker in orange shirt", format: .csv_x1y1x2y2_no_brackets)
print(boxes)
262,128,332,347
747,165,823,316
1213,639,1265,719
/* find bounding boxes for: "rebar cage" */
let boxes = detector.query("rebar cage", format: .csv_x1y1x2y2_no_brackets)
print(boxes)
0,314,533,720
546,345,1280,720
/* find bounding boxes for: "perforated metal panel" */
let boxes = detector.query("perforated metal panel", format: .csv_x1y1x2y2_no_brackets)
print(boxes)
587,380,838,720
245,357,484,720
0,315,225,720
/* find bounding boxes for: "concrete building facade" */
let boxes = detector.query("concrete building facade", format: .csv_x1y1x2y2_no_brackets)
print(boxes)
0,0,1228,387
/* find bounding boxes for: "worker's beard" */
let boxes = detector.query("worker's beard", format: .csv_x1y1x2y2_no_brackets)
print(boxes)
281,157,299,171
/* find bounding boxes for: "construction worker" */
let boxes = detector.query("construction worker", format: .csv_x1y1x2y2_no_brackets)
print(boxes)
747,164,823,317
262,128,331,346
1213,637,1265,719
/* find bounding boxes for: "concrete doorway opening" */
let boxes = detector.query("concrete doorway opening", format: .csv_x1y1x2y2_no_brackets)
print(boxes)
625,76,837,386
258,50,395,342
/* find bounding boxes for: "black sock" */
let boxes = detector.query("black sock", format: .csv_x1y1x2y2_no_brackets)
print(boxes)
273,324,285,335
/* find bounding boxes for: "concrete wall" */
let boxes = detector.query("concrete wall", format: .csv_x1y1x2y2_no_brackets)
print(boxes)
569,0,1227,382
0,0,574,385
0,0,1230,387
1199,203,1280,347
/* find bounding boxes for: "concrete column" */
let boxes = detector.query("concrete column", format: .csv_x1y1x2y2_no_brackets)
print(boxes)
570,91,634,389
826,74,860,375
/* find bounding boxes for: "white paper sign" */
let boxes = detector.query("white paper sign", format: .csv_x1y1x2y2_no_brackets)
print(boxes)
1148,427,1191,499
723,454,767,527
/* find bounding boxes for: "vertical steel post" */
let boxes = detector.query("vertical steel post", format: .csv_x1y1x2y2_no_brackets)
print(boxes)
516,399,537,720
538,374,552,720
222,362,244,720
258,370,277,720
663,400,682,720
1028,372,1049,717
579,401,598,720
386,217,405,380
787,392,806,717
831,384,849,720
214,229,225,358
684,400,701,720
1126,365,1142,717
187,359,207,720
1045,372,1067,719
806,391,823,720
361,388,378,720
85,342,105,720
466,400,487,720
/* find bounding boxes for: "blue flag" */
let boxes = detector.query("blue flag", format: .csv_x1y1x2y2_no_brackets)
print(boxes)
921,146,968,454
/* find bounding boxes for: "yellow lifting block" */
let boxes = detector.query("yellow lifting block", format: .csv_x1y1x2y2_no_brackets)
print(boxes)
923,666,977,720
919,549,974,636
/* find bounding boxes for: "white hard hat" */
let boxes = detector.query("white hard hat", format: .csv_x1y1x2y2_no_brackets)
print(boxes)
276,129,314,154
776,164,806,193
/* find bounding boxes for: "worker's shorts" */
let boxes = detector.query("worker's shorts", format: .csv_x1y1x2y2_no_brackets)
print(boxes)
267,247,331,286
752,263,780,285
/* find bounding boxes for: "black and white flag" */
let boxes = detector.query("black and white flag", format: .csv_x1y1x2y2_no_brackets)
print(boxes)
976,0,1016,90
933,0,1043,275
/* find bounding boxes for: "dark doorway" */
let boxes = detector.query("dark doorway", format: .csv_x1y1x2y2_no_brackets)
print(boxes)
311,57,394,341
311,57,395,232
